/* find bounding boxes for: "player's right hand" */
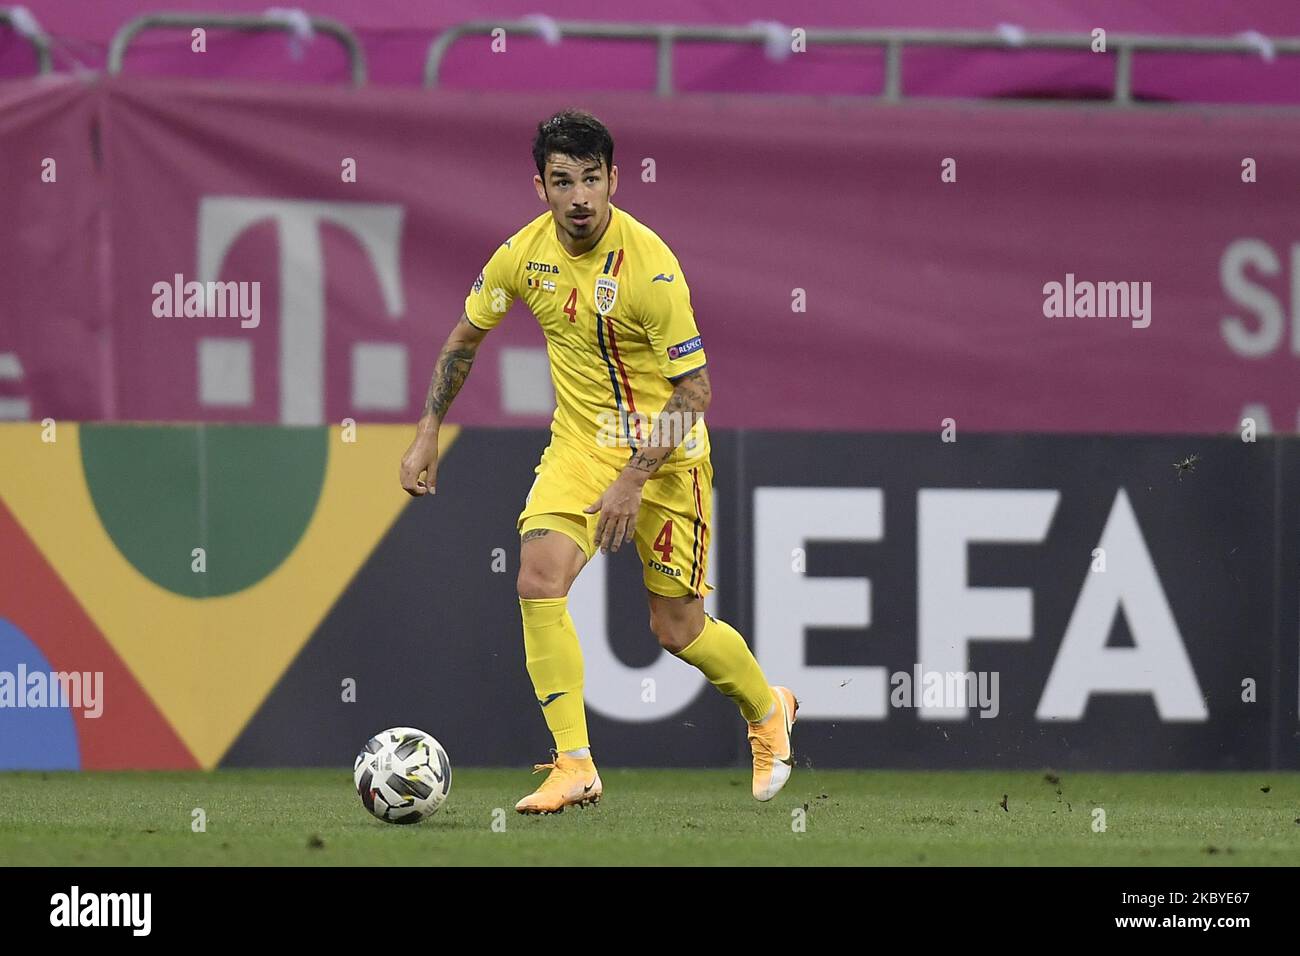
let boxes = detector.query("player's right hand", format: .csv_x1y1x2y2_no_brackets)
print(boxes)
400,432,439,497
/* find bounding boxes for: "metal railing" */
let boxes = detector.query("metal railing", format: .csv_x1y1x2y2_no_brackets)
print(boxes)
0,9,52,75
107,12,366,87
424,21,1300,105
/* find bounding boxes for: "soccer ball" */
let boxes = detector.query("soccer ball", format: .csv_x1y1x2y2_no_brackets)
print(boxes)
353,727,451,824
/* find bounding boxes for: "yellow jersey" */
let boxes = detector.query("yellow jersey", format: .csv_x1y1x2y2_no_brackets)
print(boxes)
464,203,709,475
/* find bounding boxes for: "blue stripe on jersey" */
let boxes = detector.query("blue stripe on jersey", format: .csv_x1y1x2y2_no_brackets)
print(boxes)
595,316,631,445
602,251,615,274
667,363,707,382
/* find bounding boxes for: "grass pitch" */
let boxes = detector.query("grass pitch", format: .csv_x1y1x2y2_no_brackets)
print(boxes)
1,769,1298,866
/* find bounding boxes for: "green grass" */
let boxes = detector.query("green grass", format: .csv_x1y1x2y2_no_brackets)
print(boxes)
1,769,1298,866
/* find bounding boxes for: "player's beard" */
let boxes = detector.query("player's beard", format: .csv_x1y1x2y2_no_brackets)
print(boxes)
563,205,606,242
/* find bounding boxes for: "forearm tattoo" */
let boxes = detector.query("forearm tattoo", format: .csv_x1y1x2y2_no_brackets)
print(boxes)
423,341,477,421
626,368,711,476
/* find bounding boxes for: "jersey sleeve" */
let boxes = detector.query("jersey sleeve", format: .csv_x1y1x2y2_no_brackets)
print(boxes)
463,239,518,331
637,256,707,381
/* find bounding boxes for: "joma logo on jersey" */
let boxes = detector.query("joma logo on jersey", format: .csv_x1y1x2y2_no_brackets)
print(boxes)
667,335,703,360
595,276,618,315
526,261,559,274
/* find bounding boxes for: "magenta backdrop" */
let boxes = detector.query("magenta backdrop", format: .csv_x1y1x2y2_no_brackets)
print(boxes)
4,2,1300,103
3,75,1299,433
0,78,107,418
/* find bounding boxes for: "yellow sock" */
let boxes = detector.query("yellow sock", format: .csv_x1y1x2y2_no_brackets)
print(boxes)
520,597,589,752
674,615,774,723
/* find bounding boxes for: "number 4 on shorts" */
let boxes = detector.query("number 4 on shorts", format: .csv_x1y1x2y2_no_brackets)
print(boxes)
653,520,673,562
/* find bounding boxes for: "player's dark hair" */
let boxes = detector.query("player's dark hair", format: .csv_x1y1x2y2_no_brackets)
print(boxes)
532,109,615,179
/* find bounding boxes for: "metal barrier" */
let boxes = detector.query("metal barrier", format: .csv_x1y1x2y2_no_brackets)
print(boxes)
0,8,52,75
424,21,1300,105
107,12,366,87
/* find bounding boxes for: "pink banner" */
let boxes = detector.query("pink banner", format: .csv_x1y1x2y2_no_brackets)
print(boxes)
9,2,1300,105
4,75,1300,433
0,77,105,420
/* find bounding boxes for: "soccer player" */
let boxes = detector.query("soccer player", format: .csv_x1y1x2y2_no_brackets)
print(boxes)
400,110,797,813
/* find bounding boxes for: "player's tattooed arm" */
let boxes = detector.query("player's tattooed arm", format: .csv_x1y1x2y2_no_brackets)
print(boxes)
422,313,487,423
400,313,489,497
622,366,712,481
588,366,710,553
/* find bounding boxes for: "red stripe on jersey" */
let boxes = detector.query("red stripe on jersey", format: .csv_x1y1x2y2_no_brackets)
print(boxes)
612,248,624,277
689,467,708,596
606,318,642,443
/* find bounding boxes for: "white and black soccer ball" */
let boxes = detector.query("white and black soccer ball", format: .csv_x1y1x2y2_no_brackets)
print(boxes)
353,727,451,824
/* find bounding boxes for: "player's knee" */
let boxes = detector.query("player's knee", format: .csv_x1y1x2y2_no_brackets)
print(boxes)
648,604,694,653
517,564,571,600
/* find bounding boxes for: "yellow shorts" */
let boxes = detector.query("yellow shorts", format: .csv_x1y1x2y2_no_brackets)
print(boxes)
518,441,713,599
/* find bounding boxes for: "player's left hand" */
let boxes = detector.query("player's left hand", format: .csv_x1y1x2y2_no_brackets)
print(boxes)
585,476,644,554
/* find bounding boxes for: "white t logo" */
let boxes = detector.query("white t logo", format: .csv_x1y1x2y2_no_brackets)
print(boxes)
198,198,405,423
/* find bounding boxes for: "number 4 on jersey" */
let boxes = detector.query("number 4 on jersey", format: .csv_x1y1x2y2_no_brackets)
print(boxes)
563,287,578,323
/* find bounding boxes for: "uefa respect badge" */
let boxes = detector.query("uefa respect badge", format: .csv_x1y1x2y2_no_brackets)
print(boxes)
667,335,703,361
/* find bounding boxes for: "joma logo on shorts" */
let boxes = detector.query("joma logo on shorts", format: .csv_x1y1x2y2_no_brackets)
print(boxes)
649,559,681,577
